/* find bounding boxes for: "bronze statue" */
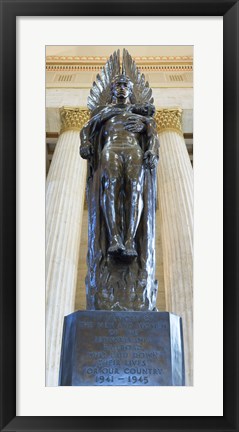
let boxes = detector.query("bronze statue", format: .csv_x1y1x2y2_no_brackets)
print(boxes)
80,49,160,311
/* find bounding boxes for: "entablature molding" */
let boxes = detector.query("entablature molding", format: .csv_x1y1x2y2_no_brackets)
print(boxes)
47,55,193,73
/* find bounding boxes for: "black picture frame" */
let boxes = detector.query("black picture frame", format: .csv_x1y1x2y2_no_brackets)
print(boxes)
0,1,238,431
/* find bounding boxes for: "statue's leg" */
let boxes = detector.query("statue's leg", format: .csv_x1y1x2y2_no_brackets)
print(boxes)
101,147,125,256
124,147,144,257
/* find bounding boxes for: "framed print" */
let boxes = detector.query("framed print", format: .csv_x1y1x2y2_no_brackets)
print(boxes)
0,1,238,431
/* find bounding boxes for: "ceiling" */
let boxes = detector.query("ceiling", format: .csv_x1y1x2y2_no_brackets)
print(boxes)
46,45,193,58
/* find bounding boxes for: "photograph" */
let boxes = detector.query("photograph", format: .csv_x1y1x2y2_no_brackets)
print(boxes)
1,3,238,430
46,45,193,387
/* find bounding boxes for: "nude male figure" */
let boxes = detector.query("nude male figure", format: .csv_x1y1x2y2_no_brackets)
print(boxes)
80,75,159,258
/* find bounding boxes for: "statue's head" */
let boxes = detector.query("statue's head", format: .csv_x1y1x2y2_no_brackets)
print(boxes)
111,74,133,100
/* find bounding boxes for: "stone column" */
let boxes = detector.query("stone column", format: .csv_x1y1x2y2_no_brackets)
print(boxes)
155,108,193,385
46,107,90,386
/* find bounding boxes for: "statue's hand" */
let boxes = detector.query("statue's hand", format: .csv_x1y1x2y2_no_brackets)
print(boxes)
80,142,93,160
143,150,159,169
124,116,146,133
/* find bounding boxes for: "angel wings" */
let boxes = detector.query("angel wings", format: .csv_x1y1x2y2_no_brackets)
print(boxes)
87,49,154,111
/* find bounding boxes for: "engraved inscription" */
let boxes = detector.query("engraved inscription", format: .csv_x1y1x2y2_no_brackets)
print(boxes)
59,311,184,386
74,311,171,386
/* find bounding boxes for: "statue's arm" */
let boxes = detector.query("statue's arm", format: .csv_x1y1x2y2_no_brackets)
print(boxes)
143,118,160,169
79,121,94,160
79,106,109,159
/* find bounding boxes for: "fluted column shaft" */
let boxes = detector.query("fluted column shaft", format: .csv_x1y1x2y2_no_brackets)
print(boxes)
46,107,89,386
156,109,193,385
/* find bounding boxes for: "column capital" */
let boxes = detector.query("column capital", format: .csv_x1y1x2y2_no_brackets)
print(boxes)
155,108,183,136
60,106,90,134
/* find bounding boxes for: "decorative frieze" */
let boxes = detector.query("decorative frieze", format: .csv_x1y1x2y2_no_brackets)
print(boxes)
47,64,193,73
60,107,90,134
46,55,193,62
46,55,193,73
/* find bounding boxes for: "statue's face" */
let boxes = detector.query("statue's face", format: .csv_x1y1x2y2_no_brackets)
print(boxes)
112,80,132,100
